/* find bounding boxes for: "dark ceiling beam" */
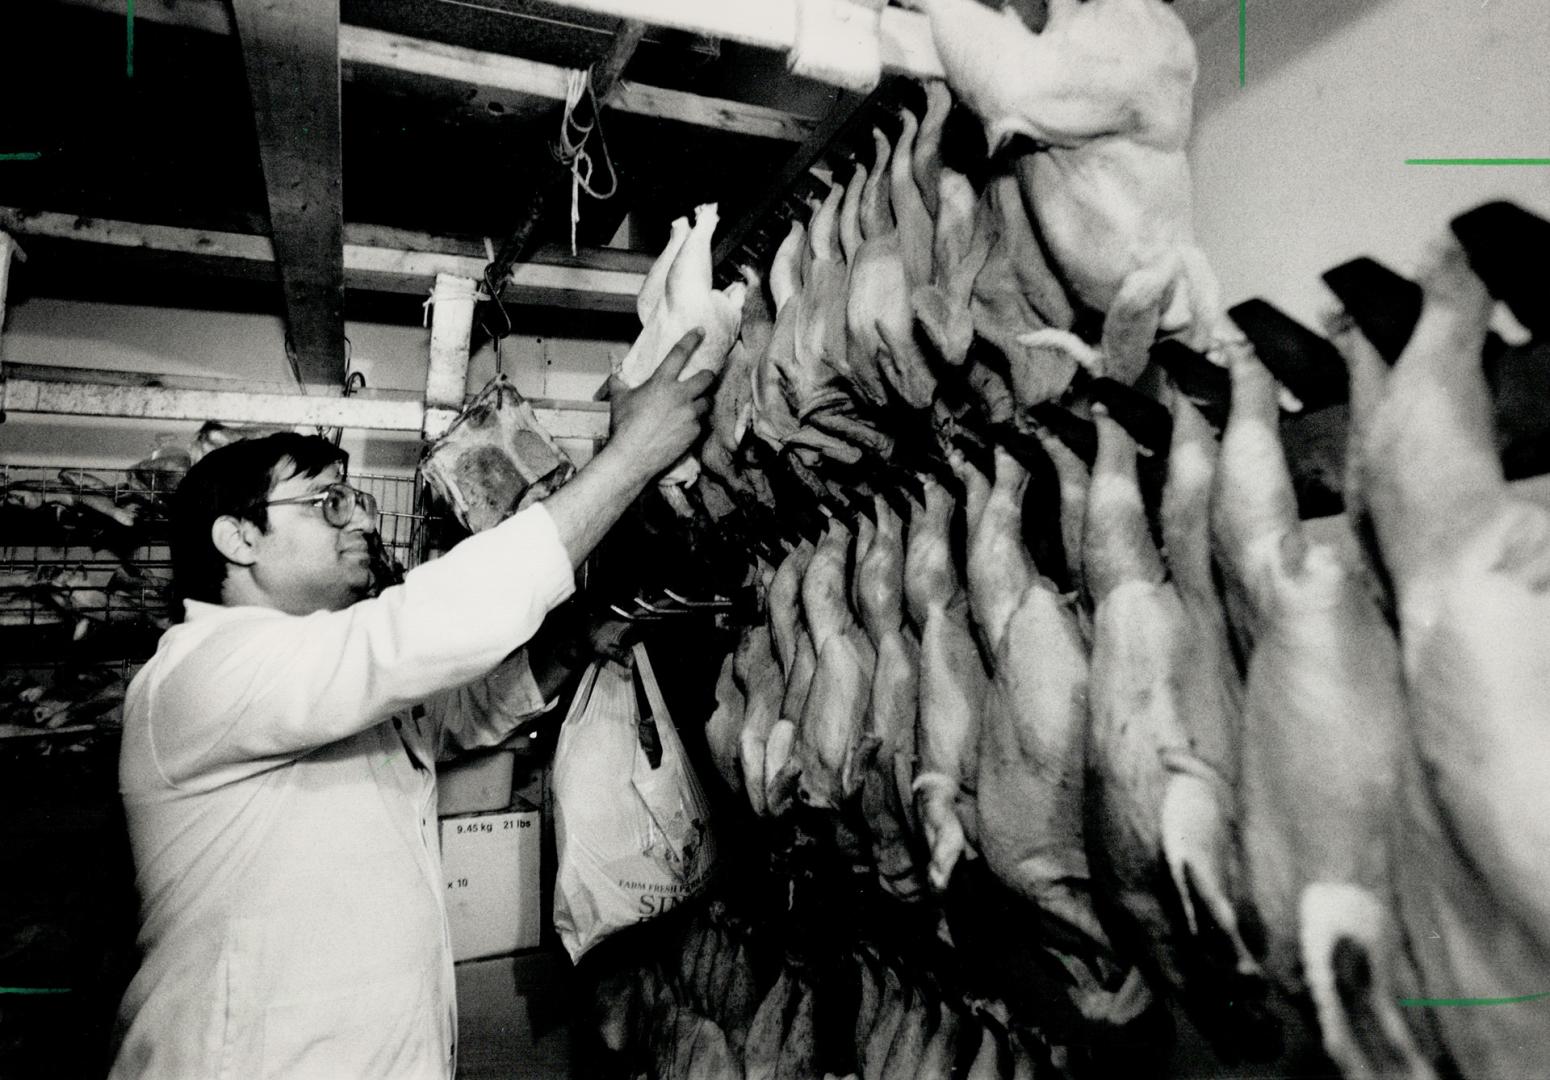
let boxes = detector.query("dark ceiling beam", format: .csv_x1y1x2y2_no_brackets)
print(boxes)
710,86,882,280
230,0,346,386
0,208,651,312
483,19,647,291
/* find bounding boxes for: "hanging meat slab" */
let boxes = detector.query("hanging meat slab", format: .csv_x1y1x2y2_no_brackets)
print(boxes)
420,375,575,533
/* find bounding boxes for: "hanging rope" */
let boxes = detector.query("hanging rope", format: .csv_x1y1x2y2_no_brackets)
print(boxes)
557,68,618,256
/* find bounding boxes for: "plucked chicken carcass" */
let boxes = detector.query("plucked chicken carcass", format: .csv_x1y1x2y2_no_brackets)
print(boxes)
1035,423,1092,607
904,475,988,889
1212,345,1436,1078
836,161,891,411
731,619,787,819
909,0,1231,386
1339,236,1550,1078
752,219,866,466
912,80,951,218
701,267,774,500
955,447,1147,1027
853,494,927,900
762,539,817,817
912,165,992,369
1082,407,1266,1057
703,647,746,797
1159,386,1243,732
615,203,746,511
890,108,935,294
744,967,820,1080
785,182,857,420
847,127,940,408
971,173,1080,409
877,979,932,1078
791,518,876,808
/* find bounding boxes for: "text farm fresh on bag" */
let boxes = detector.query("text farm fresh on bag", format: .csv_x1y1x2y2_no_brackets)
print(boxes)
551,643,718,961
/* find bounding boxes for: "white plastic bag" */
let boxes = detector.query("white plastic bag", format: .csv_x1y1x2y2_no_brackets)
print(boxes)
552,643,717,961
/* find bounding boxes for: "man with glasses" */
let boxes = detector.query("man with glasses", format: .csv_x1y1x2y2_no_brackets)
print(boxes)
109,330,715,1079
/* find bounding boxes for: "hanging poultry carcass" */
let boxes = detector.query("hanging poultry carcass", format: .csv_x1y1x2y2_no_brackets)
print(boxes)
793,177,896,456
970,172,1081,410
1337,234,1550,1079
759,539,817,818
615,203,746,515
752,218,868,467
1211,344,1438,1078
953,446,1151,1031
781,182,858,421
1034,422,1092,608
912,79,951,219
911,164,992,371
701,267,775,502
890,107,935,295
847,127,941,409
703,646,746,798
853,493,928,901
788,518,876,809
1081,406,1271,1061
903,475,988,890
907,0,1235,387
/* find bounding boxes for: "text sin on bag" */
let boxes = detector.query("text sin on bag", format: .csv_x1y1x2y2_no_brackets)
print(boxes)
552,642,718,961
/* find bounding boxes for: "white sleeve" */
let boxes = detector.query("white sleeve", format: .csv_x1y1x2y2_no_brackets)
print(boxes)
427,647,558,759
151,504,574,786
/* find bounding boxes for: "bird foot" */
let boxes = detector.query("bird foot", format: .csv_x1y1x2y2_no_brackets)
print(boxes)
1018,327,1105,376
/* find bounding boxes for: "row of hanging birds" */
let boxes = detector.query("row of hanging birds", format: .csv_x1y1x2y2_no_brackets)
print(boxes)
697,222,1550,1077
597,899,1059,1080
600,2,1550,1074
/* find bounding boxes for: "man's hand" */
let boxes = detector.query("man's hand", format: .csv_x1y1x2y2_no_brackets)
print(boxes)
542,328,717,569
605,328,716,484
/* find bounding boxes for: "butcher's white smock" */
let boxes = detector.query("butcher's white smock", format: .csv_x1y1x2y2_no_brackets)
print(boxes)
109,504,574,1080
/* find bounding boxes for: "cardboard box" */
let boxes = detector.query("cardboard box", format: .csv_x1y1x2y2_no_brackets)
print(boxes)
437,749,516,816
441,807,541,961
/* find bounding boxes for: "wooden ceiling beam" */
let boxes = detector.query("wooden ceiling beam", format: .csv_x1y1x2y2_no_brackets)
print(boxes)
53,0,814,141
520,0,945,81
231,0,347,387
483,19,647,296
3,362,610,438
340,26,813,141
0,209,648,313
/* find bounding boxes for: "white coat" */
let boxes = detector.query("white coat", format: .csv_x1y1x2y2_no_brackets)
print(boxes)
109,504,574,1079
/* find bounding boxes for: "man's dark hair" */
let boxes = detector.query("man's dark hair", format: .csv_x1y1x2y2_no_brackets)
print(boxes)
169,433,349,610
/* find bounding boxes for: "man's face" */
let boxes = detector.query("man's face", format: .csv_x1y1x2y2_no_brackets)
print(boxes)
247,462,375,614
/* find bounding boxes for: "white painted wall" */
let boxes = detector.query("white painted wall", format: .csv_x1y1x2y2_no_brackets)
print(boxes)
1190,0,1550,330
0,298,620,473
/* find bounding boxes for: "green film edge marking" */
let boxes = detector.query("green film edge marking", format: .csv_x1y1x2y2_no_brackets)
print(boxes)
0,152,43,161
1238,0,1246,86
0,987,73,995
1400,991,1550,1008
127,0,136,78
1406,158,1550,166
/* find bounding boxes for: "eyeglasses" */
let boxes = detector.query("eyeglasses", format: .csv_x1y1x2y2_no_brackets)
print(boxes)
263,483,379,529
